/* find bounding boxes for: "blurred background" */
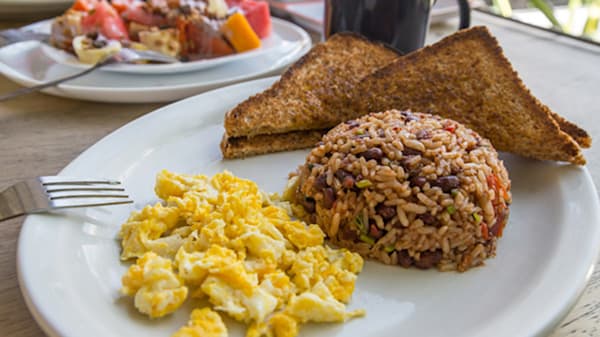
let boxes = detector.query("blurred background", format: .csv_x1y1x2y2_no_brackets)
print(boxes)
479,0,599,42
267,0,600,45
1,0,598,44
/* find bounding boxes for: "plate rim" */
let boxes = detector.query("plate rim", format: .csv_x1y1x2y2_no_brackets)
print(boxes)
0,40,309,92
29,17,309,75
0,35,310,102
16,77,600,337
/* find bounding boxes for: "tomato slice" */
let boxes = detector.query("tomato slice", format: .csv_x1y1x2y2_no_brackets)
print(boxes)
71,0,97,12
121,5,167,26
239,0,271,38
110,0,138,13
81,1,130,40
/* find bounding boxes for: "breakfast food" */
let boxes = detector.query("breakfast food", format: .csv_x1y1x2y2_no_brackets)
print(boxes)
351,26,589,165
220,26,590,165
118,170,364,336
287,110,511,272
50,0,271,64
222,129,328,159
220,32,400,158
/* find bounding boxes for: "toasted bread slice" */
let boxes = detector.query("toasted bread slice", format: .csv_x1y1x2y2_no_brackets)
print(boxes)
221,130,327,159
223,33,400,138
548,110,591,148
351,26,587,165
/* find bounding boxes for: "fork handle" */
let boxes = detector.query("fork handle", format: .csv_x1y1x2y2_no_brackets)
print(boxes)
0,186,26,222
0,61,108,102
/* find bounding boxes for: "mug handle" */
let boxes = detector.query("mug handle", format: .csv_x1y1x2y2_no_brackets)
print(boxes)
456,0,471,29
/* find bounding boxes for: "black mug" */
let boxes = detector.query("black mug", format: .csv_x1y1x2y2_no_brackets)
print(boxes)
324,0,471,54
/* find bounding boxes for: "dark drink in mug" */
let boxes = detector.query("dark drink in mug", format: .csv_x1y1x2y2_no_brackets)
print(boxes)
324,0,471,54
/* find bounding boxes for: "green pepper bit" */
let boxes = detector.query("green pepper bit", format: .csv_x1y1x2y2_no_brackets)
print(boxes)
356,179,372,189
359,234,375,245
472,212,482,224
384,245,396,253
354,216,366,233
446,205,457,215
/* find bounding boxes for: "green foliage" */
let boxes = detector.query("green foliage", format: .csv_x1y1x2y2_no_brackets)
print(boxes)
529,0,564,30
491,0,599,40
582,1,600,36
493,0,513,16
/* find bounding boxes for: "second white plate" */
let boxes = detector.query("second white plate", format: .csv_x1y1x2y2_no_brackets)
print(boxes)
32,18,310,74
0,35,310,103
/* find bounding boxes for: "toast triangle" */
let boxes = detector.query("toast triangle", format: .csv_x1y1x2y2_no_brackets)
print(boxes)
351,26,587,165
223,33,400,138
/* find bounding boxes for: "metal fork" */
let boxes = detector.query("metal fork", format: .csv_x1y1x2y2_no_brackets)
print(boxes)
0,177,133,222
0,48,179,101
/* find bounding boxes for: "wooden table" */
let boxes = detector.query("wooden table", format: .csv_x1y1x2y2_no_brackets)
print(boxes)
1,11,599,337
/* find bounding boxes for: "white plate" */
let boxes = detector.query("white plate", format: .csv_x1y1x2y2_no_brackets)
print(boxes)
0,36,310,103
32,18,308,74
18,77,600,337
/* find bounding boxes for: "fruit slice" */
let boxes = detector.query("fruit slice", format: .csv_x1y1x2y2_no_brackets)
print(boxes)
81,1,129,40
221,12,261,52
229,0,272,38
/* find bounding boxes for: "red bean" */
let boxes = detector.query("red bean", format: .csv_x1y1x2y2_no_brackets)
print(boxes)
376,204,396,220
301,197,316,213
435,175,460,193
339,227,358,241
335,170,356,189
402,148,422,156
322,188,336,209
397,250,413,268
418,213,438,226
314,174,328,191
414,250,442,269
358,148,383,161
410,176,427,188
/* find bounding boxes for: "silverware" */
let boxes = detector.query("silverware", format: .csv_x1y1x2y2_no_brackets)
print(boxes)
0,48,179,101
0,29,50,48
0,176,133,222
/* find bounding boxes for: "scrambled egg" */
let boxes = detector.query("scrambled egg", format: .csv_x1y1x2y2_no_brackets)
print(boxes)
121,252,188,318
119,170,364,337
172,308,227,337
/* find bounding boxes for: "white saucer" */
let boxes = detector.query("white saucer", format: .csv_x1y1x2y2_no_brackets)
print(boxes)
34,18,309,74
0,31,311,103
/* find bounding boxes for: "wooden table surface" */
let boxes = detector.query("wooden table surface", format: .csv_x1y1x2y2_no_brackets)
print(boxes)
1,11,600,337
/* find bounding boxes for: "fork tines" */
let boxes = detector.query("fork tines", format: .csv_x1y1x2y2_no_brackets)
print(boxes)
39,176,133,209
